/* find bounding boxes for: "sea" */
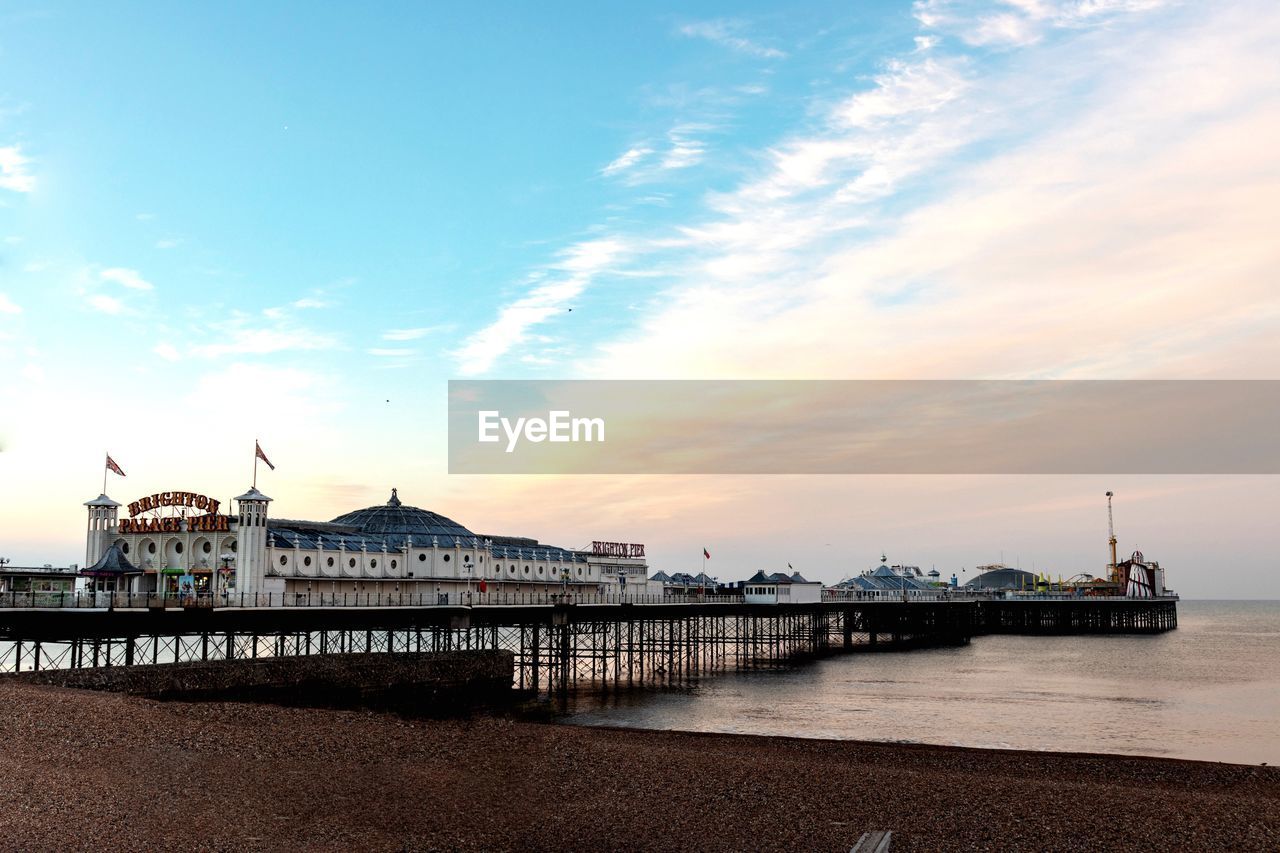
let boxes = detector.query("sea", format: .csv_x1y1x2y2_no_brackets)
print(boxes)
562,600,1280,765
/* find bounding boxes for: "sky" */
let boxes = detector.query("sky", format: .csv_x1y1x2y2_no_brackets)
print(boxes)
1,0,1277,596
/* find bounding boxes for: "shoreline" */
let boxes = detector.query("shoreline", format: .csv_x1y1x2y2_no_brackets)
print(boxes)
561,715,1269,768
2,682,1277,851
564,719,1271,770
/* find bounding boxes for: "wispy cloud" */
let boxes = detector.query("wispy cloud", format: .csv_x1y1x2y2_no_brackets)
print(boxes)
914,0,1169,47
601,146,653,177
381,325,448,341
88,294,126,315
601,125,713,183
453,237,627,375
660,125,707,170
100,267,154,291
153,342,180,361
679,20,787,59
367,347,416,357
189,310,339,359
292,297,330,310
155,238,181,250
836,58,969,128
0,293,22,314
0,146,35,193
579,0,1278,383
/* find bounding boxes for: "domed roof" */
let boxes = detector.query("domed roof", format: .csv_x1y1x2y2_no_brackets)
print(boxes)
330,489,476,539
964,567,1037,590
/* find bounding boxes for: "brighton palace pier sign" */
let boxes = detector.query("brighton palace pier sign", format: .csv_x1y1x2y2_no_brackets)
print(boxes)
118,491,232,534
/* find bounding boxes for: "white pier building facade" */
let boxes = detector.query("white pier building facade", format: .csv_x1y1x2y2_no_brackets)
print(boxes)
82,486,654,600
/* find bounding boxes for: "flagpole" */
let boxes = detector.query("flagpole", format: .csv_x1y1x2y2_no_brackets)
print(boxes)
103,452,108,495
253,439,258,489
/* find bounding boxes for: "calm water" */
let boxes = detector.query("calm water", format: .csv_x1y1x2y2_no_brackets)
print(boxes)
564,600,1280,765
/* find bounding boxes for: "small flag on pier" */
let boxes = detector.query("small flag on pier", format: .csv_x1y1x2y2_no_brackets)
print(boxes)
105,455,126,477
703,548,711,559
255,441,275,471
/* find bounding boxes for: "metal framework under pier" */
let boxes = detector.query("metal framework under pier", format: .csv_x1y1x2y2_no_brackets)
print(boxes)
0,599,1173,692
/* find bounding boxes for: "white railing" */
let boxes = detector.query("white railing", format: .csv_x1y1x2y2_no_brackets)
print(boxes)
0,590,747,610
0,589,1177,610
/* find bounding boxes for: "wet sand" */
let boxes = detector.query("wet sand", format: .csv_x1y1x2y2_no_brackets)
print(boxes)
0,682,1276,852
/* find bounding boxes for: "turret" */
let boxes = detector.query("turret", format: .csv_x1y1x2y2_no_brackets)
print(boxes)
84,494,122,568
234,487,272,594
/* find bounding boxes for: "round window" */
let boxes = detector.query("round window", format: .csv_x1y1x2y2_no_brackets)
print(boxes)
202,541,212,553
279,555,287,565
229,540,237,551
524,566,530,575
538,567,544,575
148,542,156,554
174,542,183,554
443,554,451,562
370,559,377,569
304,556,312,566
391,559,397,569
349,558,357,568
327,557,334,567
121,543,130,554
419,553,427,562
578,567,583,576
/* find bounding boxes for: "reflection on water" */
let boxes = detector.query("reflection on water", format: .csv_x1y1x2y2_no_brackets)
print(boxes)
563,600,1280,765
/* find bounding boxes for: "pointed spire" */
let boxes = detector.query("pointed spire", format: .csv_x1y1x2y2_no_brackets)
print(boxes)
388,488,401,507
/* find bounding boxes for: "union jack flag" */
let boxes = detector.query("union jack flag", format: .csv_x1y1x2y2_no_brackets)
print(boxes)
255,441,275,471
105,454,126,477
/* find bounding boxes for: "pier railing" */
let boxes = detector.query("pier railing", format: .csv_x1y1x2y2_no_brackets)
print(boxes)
0,590,754,610
0,589,1177,610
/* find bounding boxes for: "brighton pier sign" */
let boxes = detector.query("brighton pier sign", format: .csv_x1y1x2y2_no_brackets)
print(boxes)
119,491,231,534
590,541,645,558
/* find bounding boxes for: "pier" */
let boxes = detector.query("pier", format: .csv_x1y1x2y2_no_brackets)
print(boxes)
0,596,1176,694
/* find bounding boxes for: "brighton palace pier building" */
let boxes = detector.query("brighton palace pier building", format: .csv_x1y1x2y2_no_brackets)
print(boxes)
83,486,655,600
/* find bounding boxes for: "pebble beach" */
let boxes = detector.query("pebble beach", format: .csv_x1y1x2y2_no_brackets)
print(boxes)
1,681,1276,852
